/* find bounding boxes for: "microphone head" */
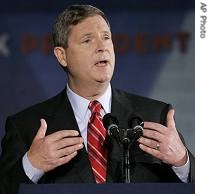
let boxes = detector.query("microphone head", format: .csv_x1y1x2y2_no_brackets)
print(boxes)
102,113,119,137
102,113,119,130
128,114,144,129
128,114,144,138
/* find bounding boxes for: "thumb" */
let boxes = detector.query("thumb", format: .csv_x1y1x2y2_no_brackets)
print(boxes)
34,118,47,140
166,109,176,129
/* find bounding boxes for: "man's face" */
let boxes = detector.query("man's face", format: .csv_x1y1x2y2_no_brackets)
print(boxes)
63,15,115,88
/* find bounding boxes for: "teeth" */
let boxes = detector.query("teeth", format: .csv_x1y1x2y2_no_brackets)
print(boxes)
97,61,106,64
96,61,107,66
95,59,108,66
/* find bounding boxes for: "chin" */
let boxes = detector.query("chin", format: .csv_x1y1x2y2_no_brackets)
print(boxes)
96,77,111,84
93,70,113,84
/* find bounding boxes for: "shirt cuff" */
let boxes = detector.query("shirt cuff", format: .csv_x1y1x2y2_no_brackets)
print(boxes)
172,150,190,183
22,152,44,183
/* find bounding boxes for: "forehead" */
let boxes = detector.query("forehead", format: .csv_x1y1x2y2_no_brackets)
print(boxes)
69,15,111,37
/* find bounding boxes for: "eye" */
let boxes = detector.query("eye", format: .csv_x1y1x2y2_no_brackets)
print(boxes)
104,35,111,40
82,39,91,43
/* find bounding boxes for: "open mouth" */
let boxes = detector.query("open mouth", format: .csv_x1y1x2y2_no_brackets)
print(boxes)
95,60,108,67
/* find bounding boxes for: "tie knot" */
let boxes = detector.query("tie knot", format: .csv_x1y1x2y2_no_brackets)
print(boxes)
89,100,102,114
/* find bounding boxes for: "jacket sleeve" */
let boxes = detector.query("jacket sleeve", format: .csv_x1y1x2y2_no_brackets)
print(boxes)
0,116,34,194
160,104,195,182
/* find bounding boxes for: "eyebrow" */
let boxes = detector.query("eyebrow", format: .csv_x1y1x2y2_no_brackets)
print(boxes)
80,30,111,38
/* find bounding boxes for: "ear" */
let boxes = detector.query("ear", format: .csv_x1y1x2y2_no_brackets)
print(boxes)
53,47,67,68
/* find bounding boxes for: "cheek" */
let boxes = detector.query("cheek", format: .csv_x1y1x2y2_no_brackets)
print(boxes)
67,56,91,75
110,51,115,66
109,44,115,61
66,50,85,67
112,51,115,62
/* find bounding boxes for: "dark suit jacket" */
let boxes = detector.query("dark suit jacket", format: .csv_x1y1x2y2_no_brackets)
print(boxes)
0,87,195,194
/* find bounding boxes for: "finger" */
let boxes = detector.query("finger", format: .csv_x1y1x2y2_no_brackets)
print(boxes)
142,128,164,141
138,137,159,149
166,109,176,129
55,137,84,149
144,122,167,134
139,144,161,158
34,118,47,140
56,144,84,158
56,151,78,167
47,130,80,142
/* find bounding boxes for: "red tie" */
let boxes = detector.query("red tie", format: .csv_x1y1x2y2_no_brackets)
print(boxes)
87,100,108,183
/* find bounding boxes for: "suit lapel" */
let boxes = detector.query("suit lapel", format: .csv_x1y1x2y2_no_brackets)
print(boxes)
106,88,133,182
111,88,133,129
43,89,94,183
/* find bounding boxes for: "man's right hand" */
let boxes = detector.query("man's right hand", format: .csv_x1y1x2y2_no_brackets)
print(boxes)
27,118,84,172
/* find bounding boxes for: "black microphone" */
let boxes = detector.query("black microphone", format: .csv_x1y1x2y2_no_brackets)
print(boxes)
102,113,119,138
128,114,144,139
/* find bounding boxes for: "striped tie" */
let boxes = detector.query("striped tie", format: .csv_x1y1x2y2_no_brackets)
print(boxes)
87,100,108,183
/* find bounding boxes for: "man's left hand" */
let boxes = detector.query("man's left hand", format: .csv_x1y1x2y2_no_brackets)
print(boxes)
138,109,187,166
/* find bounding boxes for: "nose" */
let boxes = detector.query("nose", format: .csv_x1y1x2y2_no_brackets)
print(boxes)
95,38,107,53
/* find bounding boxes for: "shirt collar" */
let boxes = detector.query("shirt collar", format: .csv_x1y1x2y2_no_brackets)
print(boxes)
66,83,112,120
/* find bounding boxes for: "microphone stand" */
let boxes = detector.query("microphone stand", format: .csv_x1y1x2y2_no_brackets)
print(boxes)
103,113,144,184
122,135,130,183
120,128,142,183
120,129,132,183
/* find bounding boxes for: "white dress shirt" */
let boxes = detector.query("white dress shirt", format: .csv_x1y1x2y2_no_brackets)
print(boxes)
22,83,190,183
67,83,112,149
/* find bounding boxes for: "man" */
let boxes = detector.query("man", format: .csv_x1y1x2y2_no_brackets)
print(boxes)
0,4,195,194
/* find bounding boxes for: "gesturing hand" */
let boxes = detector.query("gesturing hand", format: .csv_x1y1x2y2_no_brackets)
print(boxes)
27,119,84,172
138,109,187,166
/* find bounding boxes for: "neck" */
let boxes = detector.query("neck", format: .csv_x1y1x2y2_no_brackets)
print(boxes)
68,80,109,101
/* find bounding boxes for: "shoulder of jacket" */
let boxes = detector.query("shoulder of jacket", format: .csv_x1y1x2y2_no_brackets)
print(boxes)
8,88,66,119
